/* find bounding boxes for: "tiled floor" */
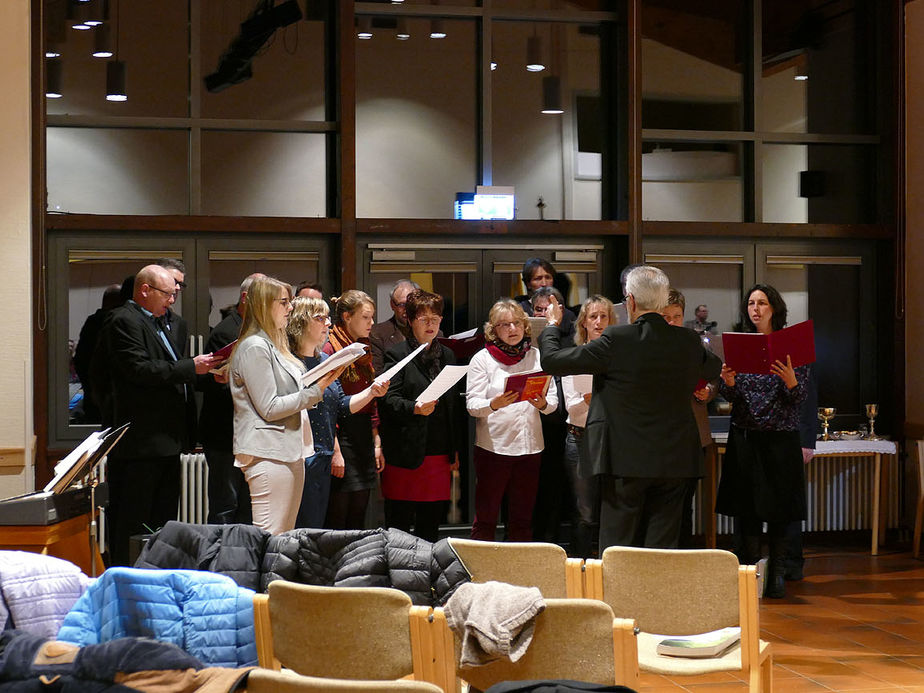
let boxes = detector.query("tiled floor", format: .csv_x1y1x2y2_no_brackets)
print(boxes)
636,541,924,692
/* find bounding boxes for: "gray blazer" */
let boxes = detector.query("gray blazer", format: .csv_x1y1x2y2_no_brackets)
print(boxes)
231,330,322,461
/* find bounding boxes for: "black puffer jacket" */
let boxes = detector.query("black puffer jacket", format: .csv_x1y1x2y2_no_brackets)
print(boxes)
135,521,270,592
261,527,469,606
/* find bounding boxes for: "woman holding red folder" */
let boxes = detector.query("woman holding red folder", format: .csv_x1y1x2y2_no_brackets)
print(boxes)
716,284,809,598
466,298,559,541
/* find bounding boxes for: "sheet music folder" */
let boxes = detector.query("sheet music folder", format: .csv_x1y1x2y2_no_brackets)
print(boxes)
721,320,816,375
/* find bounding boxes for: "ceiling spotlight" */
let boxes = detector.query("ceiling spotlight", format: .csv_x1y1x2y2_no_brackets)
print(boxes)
68,1,92,30
92,23,113,58
430,19,446,39
357,16,372,40
46,59,63,99
541,75,563,114
106,59,127,101
491,60,497,71
794,68,808,81
85,0,109,26
526,35,545,72
396,18,410,41
45,43,62,59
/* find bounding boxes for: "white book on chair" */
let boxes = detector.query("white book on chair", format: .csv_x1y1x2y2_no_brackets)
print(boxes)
655,626,740,658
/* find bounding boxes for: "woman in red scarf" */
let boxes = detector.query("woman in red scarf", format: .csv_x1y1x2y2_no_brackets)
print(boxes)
465,298,559,541
323,289,387,529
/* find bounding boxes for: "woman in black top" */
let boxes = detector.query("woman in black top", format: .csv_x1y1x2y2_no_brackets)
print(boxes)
379,290,461,542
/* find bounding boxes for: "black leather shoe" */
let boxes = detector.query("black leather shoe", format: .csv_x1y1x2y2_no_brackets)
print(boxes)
765,569,786,598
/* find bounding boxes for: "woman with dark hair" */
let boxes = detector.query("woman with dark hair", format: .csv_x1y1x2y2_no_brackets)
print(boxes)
379,290,461,541
716,283,809,598
322,289,388,529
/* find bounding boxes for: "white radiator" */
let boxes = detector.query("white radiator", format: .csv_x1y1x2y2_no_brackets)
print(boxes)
179,452,209,524
692,452,902,535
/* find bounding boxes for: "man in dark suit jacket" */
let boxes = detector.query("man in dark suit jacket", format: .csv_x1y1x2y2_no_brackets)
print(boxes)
198,273,264,524
369,279,419,375
97,265,220,565
540,266,722,550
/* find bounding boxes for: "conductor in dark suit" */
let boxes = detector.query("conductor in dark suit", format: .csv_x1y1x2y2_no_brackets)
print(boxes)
539,266,722,550
99,265,220,565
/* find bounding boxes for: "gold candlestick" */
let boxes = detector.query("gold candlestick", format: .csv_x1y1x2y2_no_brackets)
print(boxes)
817,407,836,441
865,403,881,440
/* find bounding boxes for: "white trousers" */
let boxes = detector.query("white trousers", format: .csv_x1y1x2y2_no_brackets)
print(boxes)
238,457,304,534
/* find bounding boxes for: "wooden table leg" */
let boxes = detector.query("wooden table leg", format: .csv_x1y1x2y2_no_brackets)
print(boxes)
872,453,881,556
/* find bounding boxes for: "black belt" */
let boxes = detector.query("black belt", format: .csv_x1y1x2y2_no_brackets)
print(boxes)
567,424,585,438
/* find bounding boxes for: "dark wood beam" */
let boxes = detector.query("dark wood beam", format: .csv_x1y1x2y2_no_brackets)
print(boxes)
642,221,893,239
45,215,341,234
357,219,628,236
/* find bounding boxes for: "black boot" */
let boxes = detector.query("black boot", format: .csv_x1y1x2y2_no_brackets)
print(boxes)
733,519,762,565
765,560,786,598
766,522,787,598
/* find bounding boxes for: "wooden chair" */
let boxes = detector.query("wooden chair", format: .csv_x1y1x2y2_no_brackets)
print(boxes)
913,439,924,559
584,547,772,692
245,669,443,692
253,582,446,689
424,598,639,692
447,537,584,597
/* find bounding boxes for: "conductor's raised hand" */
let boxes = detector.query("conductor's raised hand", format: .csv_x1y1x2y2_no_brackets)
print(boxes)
415,400,437,416
490,390,519,411
720,363,736,387
770,354,798,389
546,295,564,326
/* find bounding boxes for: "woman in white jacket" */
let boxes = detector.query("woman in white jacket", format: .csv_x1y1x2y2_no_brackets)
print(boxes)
466,298,558,541
230,276,342,533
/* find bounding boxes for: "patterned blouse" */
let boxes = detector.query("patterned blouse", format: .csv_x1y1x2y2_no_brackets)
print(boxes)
719,365,809,432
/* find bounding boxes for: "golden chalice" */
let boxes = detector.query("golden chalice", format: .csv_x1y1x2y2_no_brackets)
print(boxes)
817,407,836,441
865,403,881,440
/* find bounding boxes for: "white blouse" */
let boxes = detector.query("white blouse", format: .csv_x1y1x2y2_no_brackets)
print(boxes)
466,346,558,456
561,374,592,428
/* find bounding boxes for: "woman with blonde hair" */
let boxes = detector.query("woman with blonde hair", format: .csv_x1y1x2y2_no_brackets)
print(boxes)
322,289,387,529
559,295,617,555
287,296,388,528
466,298,558,541
230,276,341,534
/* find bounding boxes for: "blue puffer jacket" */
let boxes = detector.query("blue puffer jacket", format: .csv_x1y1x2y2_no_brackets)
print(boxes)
56,567,256,668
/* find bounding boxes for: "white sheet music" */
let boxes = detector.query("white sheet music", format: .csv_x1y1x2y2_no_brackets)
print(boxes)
375,342,427,385
527,316,548,336
415,365,469,406
301,342,368,386
448,328,477,340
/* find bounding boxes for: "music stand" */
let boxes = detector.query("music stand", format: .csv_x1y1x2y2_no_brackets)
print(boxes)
44,424,129,576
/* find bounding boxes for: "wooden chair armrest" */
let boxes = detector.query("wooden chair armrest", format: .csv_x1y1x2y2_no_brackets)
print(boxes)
253,593,281,670
612,617,640,688
565,558,585,598
583,559,604,601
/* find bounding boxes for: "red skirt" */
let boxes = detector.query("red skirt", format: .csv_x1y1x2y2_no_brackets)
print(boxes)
381,454,451,502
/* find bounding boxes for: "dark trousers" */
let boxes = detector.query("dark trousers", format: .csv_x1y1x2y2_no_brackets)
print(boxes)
385,499,447,543
471,447,541,542
599,476,688,550
107,454,181,566
325,488,371,530
204,447,251,525
295,453,332,529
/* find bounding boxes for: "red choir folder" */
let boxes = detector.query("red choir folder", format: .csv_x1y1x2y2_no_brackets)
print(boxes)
211,339,237,361
721,319,816,374
503,371,552,402
437,332,485,361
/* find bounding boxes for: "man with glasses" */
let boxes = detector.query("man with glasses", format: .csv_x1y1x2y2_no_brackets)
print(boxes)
98,264,221,565
369,278,420,375
155,258,189,353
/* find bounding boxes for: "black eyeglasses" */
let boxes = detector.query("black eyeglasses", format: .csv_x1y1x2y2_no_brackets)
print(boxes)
148,284,178,298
